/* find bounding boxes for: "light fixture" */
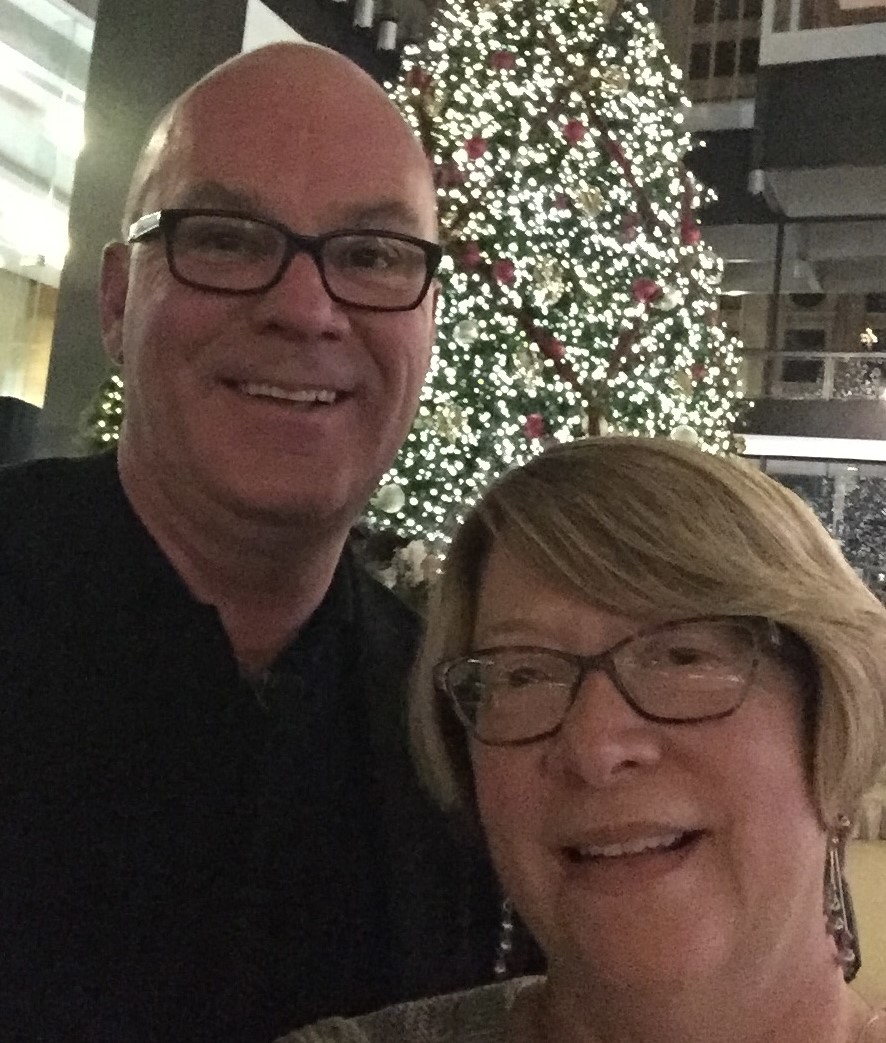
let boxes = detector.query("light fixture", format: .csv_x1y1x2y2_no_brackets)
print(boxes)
747,168,766,195
377,18,397,49
354,0,374,28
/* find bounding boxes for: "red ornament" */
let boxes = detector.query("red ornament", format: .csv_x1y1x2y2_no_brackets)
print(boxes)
690,362,707,381
631,277,663,305
541,336,566,361
465,135,488,160
620,212,640,242
460,241,482,270
489,49,516,71
492,259,516,285
681,216,702,245
406,67,432,92
552,193,571,211
563,119,588,144
524,413,546,440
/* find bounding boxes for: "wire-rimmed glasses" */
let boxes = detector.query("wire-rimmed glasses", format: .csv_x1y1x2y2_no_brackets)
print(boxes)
434,616,778,746
126,208,443,312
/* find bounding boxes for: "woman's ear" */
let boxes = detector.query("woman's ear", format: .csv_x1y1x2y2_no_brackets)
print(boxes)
99,241,130,365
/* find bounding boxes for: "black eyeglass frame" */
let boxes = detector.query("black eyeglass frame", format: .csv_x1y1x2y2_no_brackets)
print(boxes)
126,208,443,312
434,615,782,747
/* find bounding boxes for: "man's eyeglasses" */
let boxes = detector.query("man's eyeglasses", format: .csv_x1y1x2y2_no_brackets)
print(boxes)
126,209,443,312
435,616,781,746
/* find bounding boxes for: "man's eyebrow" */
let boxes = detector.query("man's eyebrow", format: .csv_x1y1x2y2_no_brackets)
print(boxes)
170,187,434,238
331,200,429,233
175,182,265,212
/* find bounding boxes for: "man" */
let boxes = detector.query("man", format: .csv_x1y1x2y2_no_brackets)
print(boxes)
0,43,501,1043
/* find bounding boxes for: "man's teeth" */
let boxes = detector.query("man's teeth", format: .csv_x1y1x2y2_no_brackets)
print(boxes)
239,382,338,404
572,832,687,860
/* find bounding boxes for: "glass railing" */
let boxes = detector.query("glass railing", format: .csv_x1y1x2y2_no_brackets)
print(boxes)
771,0,886,32
739,350,886,400
762,0,886,62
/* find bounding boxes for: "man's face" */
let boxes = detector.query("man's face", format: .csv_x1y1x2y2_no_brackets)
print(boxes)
102,54,437,528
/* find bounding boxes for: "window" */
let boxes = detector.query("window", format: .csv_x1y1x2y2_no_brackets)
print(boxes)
784,328,827,352
713,39,736,76
738,37,759,74
689,42,711,79
0,0,95,407
693,0,717,24
789,293,826,310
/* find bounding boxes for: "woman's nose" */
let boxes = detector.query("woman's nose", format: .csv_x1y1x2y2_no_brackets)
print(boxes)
543,667,662,787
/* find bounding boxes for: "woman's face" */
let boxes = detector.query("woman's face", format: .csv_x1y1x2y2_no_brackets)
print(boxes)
469,542,829,990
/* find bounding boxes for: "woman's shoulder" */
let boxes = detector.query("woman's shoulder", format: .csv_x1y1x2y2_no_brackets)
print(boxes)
276,977,543,1043
859,1009,886,1042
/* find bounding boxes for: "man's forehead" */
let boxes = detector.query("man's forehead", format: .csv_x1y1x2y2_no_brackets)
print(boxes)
134,49,436,231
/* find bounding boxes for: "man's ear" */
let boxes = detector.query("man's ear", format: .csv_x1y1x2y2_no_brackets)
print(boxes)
99,241,130,365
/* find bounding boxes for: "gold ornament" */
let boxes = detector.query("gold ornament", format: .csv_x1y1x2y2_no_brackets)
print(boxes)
423,90,444,119
576,186,605,219
433,402,468,444
533,257,567,307
673,369,694,398
733,434,747,455
514,344,545,393
600,66,630,94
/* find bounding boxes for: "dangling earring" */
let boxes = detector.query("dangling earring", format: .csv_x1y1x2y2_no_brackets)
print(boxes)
493,897,515,980
824,814,861,982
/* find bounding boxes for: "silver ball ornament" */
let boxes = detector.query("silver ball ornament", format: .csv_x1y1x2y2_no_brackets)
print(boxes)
670,424,699,446
371,483,406,514
453,318,481,347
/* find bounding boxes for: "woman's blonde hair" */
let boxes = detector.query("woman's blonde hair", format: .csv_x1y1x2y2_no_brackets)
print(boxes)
411,436,886,826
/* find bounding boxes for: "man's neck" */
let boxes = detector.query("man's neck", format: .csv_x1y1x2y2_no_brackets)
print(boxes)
118,449,350,671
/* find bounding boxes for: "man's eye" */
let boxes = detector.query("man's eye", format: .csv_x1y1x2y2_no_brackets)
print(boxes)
181,222,272,256
200,232,247,251
342,240,398,270
332,236,424,274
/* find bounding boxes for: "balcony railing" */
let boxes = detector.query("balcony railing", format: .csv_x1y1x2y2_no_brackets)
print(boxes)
761,0,886,62
772,0,886,31
740,350,886,399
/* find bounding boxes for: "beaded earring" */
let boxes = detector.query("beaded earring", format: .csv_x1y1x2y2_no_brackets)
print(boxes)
493,897,515,980
824,815,861,982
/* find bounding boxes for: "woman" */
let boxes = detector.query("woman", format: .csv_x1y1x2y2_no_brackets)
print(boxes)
280,437,886,1043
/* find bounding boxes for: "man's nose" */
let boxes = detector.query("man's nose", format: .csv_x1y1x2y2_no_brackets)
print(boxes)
252,248,350,338
543,666,662,787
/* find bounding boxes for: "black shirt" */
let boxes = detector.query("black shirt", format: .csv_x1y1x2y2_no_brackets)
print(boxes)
0,454,501,1043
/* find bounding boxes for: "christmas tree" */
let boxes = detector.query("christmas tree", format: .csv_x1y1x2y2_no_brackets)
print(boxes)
80,372,124,453
365,0,744,545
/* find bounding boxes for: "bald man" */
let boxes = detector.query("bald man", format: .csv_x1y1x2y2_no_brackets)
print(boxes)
0,44,502,1043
